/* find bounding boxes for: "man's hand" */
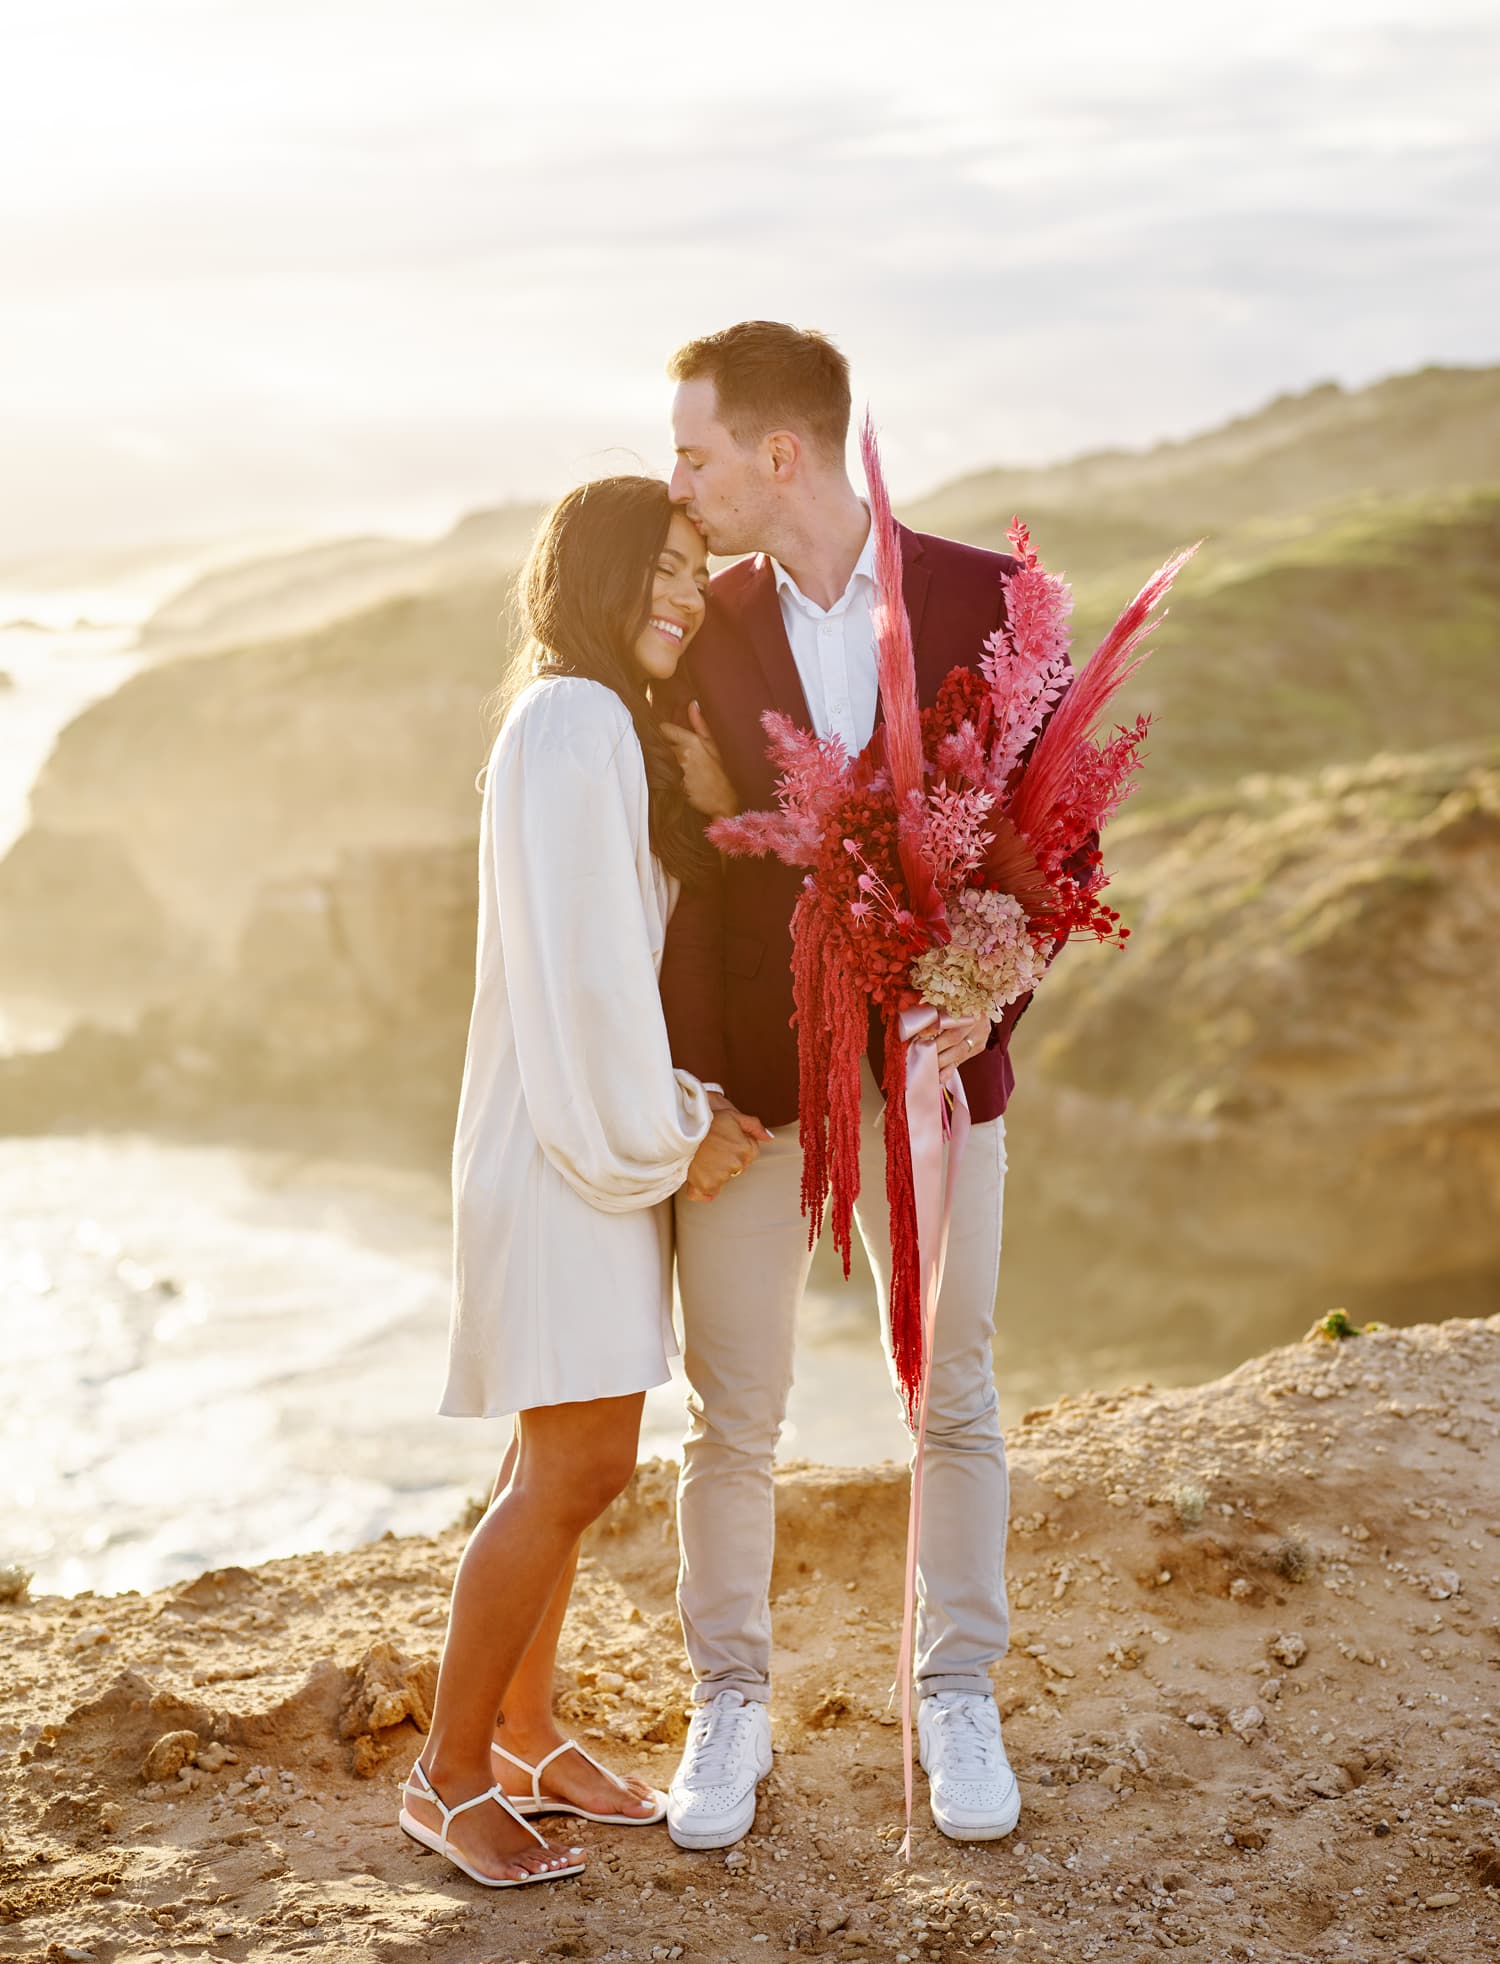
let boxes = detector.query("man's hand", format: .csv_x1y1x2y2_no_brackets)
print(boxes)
662,701,738,821
927,1012,992,1091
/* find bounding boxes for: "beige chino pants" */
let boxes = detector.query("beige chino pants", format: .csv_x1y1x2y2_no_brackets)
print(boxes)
673,1058,1010,1704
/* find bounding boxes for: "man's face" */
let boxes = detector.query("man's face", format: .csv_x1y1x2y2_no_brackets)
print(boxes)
669,377,771,557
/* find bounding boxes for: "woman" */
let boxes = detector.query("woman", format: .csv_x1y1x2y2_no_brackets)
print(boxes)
400,478,768,1888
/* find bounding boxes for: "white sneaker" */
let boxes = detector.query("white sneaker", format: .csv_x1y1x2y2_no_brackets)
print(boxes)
666,1690,774,1850
918,1691,1021,1842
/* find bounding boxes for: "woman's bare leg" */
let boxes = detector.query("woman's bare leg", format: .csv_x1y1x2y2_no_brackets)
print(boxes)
483,1428,657,1816
492,1539,658,1817
404,1392,645,1880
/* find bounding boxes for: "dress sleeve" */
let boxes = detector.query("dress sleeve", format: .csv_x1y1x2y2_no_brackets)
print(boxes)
488,683,714,1212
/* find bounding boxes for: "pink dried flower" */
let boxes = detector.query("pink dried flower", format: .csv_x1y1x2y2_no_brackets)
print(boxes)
924,783,995,888
935,719,989,784
981,562,1074,791
709,711,851,864
1009,544,1197,841
911,888,1047,1019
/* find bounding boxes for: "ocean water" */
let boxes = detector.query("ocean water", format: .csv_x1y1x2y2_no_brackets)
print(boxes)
0,1133,916,1599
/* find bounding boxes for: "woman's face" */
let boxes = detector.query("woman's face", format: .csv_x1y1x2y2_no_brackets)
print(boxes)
632,508,709,683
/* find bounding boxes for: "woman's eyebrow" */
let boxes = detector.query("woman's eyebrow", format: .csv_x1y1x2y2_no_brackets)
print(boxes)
659,547,685,566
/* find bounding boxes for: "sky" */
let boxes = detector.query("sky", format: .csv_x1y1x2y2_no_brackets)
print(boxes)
2,0,1497,554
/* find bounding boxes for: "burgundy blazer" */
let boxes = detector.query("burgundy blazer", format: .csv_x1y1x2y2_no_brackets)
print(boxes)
658,523,1051,1132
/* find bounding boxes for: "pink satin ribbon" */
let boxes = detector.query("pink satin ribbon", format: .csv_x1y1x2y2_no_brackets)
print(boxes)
894,1002,971,1862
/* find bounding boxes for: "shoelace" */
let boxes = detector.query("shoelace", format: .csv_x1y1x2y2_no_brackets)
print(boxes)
684,1695,754,1788
928,1698,1002,1782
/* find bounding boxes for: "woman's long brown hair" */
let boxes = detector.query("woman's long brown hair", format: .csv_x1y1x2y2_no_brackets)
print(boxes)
495,476,716,888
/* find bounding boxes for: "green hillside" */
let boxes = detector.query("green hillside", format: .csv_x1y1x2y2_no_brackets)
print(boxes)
906,365,1500,571
1084,491,1500,809
1024,742,1500,1116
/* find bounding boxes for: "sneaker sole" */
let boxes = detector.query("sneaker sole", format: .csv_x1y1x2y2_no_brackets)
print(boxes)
929,1794,1022,1842
665,1747,773,1851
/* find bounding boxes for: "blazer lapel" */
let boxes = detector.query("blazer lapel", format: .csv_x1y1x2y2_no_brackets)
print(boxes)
736,554,814,730
898,525,937,698
898,525,930,645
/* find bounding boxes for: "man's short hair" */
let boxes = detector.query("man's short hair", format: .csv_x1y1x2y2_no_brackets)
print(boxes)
668,320,851,461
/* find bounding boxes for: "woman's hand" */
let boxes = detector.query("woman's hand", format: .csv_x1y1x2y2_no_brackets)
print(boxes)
662,702,738,821
683,1107,768,1202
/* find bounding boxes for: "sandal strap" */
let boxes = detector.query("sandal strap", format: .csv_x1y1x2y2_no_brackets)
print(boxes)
533,1738,628,1795
406,1762,547,1853
491,1741,544,1801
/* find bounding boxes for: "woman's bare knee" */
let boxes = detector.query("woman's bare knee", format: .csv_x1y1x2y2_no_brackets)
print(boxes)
513,1395,642,1531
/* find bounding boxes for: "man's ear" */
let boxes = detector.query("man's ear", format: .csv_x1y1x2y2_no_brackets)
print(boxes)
766,430,800,479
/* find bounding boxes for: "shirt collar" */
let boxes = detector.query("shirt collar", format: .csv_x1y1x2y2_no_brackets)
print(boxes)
770,508,878,615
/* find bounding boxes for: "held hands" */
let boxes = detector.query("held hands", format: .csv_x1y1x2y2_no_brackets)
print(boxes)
662,702,738,821
683,1095,775,1202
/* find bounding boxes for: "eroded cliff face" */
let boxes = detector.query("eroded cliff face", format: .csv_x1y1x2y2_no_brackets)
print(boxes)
1001,749,1500,1347
0,579,508,1016
0,841,476,1162
0,823,192,1011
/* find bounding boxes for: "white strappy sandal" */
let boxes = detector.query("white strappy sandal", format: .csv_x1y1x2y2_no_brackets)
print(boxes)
399,1759,586,1887
493,1739,669,1826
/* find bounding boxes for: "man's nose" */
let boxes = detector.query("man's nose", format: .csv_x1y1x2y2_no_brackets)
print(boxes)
668,460,691,504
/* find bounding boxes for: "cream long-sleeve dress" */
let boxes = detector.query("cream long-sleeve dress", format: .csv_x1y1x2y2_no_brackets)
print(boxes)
441,674,714,1418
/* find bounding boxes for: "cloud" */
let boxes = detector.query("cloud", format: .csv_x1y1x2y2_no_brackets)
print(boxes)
0,3,1496,547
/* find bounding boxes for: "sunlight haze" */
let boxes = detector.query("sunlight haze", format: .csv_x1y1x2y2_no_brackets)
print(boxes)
3,0,1497,550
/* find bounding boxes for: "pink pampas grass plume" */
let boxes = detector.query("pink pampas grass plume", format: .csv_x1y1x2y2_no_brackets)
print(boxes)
860,414,944,931
1008,543,1199,840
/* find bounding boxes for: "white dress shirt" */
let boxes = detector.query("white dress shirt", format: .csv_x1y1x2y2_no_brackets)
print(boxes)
769,512,880,755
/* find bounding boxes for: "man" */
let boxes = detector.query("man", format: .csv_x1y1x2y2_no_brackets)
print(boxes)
657,321,1043,1850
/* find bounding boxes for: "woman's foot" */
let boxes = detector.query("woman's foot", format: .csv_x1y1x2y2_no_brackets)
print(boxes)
403,1757,585,1884
493,1720,661,1820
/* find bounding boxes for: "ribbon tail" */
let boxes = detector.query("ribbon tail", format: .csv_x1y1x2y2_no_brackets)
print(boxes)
892,1009,971,1861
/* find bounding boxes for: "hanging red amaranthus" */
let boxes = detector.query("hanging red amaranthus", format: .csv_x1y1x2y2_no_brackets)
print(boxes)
711,419,1197,1422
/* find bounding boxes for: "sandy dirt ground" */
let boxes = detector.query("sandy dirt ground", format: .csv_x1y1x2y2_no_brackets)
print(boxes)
3,1314,1498,1964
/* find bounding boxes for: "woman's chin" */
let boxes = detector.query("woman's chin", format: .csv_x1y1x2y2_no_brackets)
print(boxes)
636,641,687,682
